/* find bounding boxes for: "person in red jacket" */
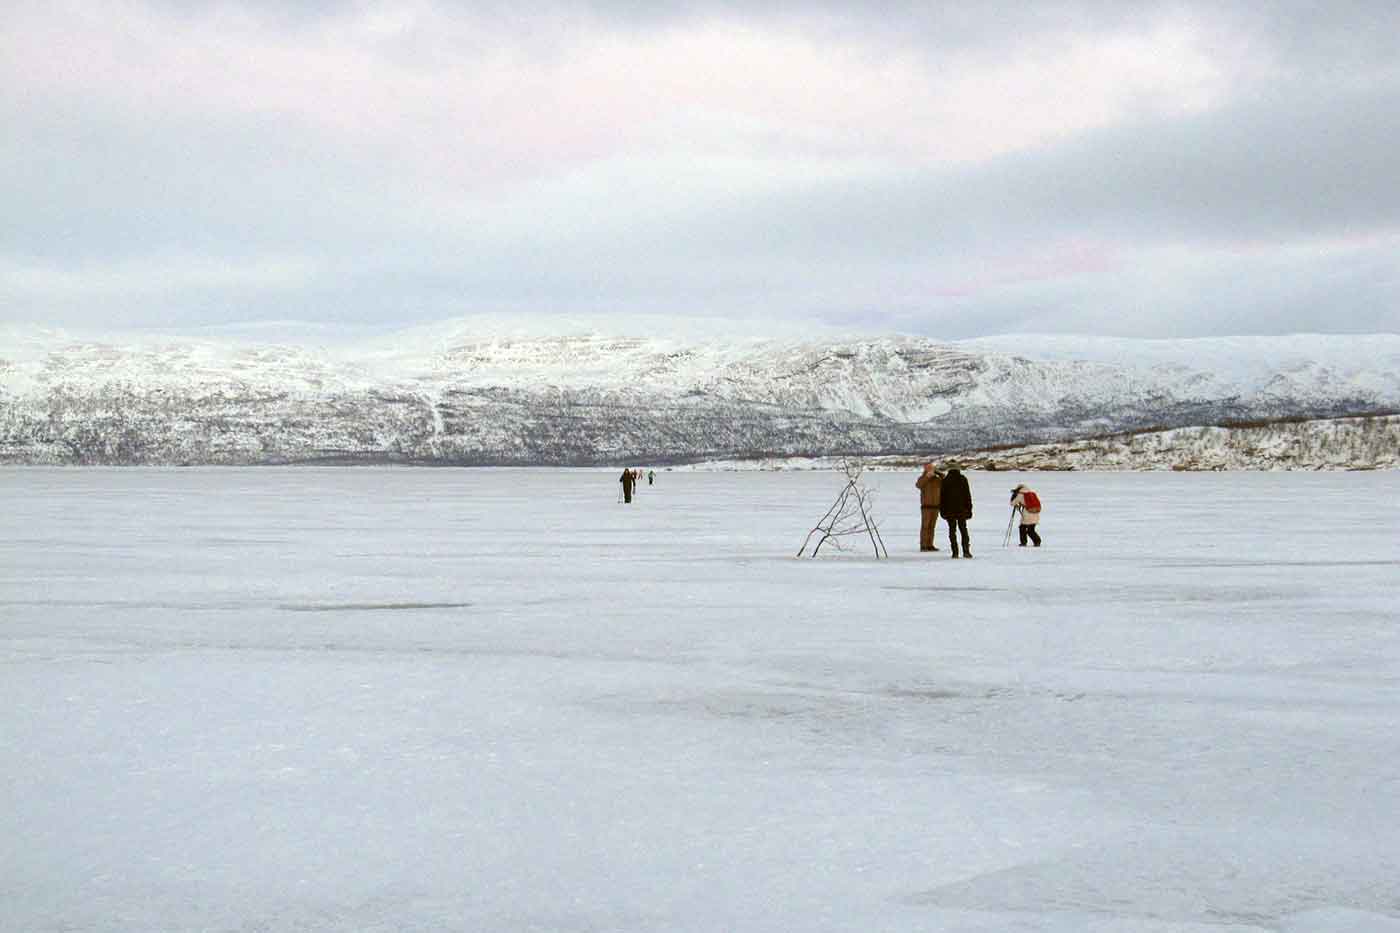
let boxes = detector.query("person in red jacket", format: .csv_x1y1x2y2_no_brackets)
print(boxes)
1011,483,1042,546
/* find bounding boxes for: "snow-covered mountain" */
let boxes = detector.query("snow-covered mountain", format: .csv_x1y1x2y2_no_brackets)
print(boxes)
674,414,1400,472
931,414,1400,472
2,321,1397,465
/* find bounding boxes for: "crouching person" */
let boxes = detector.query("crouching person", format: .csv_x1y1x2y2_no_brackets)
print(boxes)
1011,483,1042,547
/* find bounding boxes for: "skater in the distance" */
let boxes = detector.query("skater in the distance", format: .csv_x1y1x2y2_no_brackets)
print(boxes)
647,469,655,486
940,465,973,558
915,462,943,552
1010,483,1042,547
619,468,635,504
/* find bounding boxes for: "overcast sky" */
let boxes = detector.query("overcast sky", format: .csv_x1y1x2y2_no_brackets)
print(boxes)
3,1,1398,339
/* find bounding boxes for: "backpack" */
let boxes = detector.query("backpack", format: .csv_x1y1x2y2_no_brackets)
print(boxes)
1021,490,1042,511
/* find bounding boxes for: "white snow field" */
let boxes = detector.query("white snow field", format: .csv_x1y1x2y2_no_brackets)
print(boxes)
2,467,1399,933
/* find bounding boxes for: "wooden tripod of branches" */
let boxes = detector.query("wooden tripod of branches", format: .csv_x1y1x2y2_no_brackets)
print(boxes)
796,460,889,559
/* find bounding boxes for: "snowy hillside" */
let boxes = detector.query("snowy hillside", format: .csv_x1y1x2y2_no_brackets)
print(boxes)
936,414,1400,472
2,321,1398,465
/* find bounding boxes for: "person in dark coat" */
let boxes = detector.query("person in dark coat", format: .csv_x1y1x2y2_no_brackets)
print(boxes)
940,466,973,558
619,468,635,504
915,463,943,552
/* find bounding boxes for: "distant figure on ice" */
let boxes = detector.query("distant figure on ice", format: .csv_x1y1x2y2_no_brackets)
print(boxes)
1010,483,1042,547
915,462,943,552
620,468,635,504
941,465,973,558
647,470,655,486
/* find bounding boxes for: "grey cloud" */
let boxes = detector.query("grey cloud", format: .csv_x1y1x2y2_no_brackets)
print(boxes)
0,103,428,264
137,0,1400,66
645,76,1400,264
918,243,1400,338
5,0,1399,338
1024,82,1400,241
590,0,1400,69
1211,0,1400,69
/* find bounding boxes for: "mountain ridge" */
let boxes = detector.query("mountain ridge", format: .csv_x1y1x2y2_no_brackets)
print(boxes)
3,323,1397,465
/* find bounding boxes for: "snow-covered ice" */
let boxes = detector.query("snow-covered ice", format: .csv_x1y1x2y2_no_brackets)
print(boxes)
2,467,1398,932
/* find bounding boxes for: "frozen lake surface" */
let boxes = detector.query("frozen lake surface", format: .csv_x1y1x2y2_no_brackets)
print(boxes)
3,467,1399,933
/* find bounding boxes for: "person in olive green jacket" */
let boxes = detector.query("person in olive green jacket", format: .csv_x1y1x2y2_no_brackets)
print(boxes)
915,463,943,552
